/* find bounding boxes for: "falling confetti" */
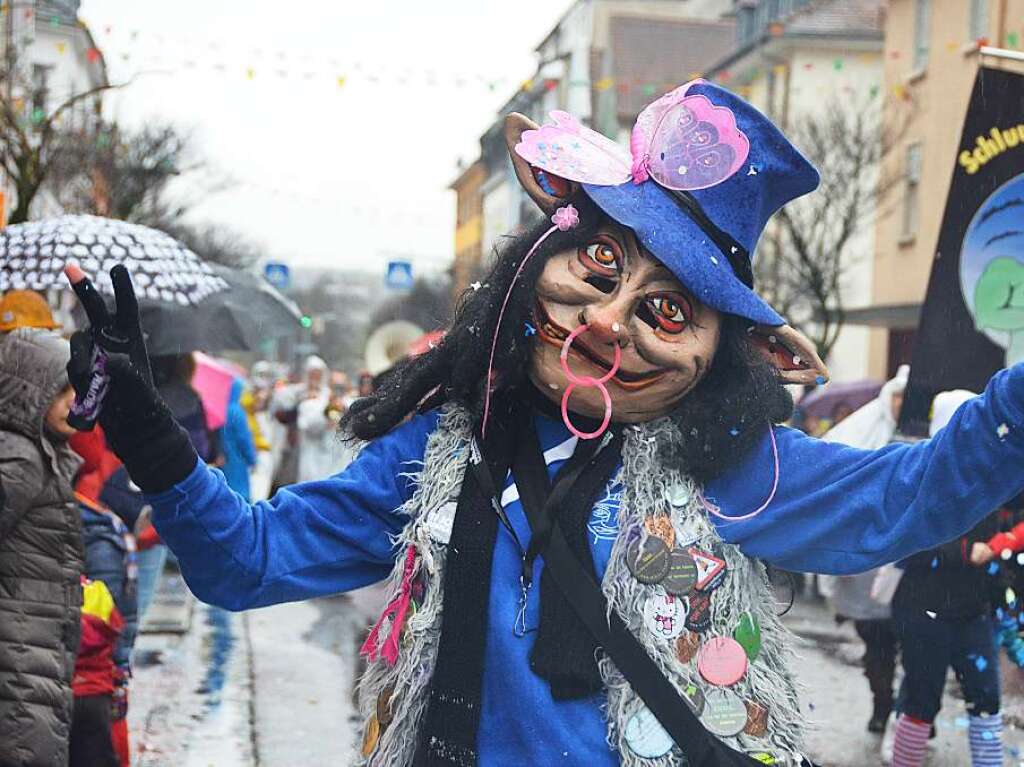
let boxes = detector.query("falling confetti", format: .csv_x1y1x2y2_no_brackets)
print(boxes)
989,562,1001,576
926,610,937,619
997,422,1010,438
524,322,537,337
975,655,989,671
470,281,482,291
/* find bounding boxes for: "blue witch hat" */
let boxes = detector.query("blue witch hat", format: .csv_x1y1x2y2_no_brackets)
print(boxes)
514,80,820,328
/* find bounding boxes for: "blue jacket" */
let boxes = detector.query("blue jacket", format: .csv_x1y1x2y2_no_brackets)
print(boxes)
221,379,257,501
79,505,138,672
148,365,1024,765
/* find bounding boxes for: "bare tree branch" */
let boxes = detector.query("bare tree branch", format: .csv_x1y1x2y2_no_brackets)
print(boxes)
754,94,911,362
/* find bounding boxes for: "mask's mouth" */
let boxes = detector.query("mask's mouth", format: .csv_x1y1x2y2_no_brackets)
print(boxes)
534,302,668,390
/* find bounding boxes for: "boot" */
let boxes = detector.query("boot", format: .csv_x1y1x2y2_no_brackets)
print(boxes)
868,697,893,734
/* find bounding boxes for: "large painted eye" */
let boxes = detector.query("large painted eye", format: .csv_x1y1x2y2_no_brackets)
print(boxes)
646,293,692,334
577,237,622,277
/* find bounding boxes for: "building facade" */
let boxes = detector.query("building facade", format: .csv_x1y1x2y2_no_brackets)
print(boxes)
867,0,1024,378
706,0,885,383
449,0,736,307
0,0,107,222
449,160,487,301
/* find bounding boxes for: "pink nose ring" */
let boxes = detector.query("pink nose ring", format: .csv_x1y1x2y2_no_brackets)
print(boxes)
559,324,622,440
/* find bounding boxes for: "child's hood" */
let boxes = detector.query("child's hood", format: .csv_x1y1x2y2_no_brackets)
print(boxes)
0,327,71,440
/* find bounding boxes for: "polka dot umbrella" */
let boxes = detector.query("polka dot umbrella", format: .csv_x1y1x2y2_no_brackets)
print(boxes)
0,215,228,306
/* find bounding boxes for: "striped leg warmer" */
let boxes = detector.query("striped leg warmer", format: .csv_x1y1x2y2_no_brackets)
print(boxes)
968,713,1003,767
892,714,931,767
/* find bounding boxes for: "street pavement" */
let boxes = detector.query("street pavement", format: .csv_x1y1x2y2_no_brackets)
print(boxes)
128,574,1024,766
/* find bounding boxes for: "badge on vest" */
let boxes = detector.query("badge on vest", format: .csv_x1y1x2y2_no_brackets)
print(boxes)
425,501,458,545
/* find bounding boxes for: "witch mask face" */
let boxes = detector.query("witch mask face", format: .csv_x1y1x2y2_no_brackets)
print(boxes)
530,223,721,423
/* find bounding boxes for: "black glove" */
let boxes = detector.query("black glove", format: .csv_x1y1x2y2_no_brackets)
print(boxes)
67,265,198,493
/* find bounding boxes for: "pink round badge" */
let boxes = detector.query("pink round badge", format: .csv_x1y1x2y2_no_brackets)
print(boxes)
697,636,749,687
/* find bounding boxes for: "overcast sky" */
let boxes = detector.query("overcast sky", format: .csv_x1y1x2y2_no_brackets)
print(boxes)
78,0,571,277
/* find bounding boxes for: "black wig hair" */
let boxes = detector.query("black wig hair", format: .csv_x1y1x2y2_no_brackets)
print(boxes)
342,192,792,483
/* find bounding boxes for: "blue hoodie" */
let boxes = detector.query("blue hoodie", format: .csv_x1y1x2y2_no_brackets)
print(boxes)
147,364,1024,765
220,378,257,501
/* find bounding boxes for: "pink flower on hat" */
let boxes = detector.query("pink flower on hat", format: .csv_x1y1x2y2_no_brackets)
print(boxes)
551,204,579,231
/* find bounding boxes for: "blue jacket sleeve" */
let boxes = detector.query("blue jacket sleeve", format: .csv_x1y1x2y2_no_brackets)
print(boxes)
706,365,1024,574
147,411,440,610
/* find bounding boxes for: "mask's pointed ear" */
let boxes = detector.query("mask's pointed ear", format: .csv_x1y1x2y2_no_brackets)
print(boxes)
505,113,579,215
748,324,830,386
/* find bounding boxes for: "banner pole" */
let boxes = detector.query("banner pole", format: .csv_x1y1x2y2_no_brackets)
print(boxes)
979,46,1024,63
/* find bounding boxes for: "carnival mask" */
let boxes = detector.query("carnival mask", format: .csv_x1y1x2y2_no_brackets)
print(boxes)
530,225,722,424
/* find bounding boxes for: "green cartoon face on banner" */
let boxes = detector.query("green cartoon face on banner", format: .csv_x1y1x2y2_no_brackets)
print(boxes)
960,173,1024,367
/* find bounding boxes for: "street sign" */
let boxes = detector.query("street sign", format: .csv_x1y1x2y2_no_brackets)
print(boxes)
263,262,291,290
385,260,414,291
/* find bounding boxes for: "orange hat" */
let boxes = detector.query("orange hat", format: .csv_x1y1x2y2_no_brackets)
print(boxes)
0,290,61,332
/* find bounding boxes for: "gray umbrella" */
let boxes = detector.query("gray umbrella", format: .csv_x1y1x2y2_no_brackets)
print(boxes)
138,266,302,355
0,215,228,305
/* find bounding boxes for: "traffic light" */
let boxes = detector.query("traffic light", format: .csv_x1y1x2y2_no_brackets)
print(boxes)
300,314,313,329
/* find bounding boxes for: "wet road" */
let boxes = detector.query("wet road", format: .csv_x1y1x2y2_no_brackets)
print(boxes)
129,585,1024,766
130,591,361,766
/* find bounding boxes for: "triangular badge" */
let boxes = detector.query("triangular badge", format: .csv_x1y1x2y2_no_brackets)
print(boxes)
688,547,726,591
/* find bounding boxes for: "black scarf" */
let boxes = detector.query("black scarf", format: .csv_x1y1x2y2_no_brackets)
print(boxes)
414,394,622,765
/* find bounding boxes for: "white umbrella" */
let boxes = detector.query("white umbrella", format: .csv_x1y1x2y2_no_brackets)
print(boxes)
0,215,228,306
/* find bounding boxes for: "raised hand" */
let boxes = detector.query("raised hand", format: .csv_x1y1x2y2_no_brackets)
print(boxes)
64,264,198,492
65,264,154,429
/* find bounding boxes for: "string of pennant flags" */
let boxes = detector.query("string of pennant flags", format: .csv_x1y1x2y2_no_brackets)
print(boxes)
6,4,1023,104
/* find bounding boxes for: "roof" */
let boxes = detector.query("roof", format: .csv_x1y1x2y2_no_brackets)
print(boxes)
707,0,883,75
783,0,883,37
610,15,736,120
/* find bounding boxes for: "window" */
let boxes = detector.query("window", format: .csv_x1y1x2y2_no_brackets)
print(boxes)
912,0,931,71
737,7,754,44
969,0,989,41
31,64,53,117
902,143,923,239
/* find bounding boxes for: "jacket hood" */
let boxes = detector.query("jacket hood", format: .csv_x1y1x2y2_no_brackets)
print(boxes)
0,328,70,440
822,365,909,450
